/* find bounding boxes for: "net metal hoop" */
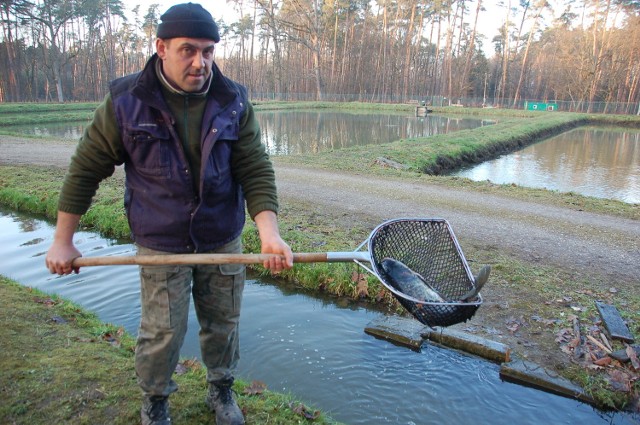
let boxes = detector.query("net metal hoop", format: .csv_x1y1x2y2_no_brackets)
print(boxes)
355,218,482,327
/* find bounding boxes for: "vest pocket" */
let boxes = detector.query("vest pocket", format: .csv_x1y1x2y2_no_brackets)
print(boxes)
204,139,232,181
125,123,172,178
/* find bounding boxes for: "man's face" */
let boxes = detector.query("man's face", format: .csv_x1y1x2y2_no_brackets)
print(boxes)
156,37,215,92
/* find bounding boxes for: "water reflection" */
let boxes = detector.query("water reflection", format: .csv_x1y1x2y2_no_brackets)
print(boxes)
0,209,637,425
259,111,492,155
3,112,491,156
9,123,86,140
454,127,640,203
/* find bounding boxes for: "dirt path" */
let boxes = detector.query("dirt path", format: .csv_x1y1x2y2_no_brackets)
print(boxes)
274,164,639,284
2,135,637,284
0,136,79,167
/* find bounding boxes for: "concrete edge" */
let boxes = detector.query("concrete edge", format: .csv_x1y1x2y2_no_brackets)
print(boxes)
364,315,426,351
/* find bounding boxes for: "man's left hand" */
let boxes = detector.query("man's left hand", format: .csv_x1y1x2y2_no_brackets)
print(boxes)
254,210,293,273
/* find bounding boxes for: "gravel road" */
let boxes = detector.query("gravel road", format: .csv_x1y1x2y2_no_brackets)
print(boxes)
274,165,638,285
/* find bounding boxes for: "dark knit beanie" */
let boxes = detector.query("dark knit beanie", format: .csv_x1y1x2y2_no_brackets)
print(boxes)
157,3,220,42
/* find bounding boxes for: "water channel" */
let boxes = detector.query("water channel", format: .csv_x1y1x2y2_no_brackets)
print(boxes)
1,209,636,425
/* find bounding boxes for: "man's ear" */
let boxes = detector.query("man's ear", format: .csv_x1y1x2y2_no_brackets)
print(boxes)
156,38,167,59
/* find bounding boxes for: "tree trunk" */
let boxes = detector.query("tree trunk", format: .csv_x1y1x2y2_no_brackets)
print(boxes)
587,0,612,112
460,0,482,98
0,6,20,101
499,0,511,106
513,2,546,108
402,2,417,100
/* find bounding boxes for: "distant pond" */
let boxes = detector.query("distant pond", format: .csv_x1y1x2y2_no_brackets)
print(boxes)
453,127,640,204
4,110,492,156
256,110,493,155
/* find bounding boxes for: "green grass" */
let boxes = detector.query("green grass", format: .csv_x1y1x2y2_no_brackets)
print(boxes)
0,102,99,114
0,102,98,128
0,277,341,425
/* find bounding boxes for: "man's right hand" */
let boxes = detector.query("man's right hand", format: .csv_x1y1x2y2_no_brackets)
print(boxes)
45,211,83,275
46,242,82,275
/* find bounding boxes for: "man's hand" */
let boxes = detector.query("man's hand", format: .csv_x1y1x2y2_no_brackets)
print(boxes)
46,242,82,275
45,211,83,275
254,210,293,273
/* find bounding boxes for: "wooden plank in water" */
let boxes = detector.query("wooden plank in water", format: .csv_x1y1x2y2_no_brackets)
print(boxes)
364,315,427,351
500,359,595,405
423,327,511,364
595,301,635,343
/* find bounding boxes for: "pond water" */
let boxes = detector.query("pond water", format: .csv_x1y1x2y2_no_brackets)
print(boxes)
453,127,640,204
257,110,492,155
1,209,636,425
10,122,87,140
4,111,491,156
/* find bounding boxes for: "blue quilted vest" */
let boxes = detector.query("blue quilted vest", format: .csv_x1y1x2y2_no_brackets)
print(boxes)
109,55,247,253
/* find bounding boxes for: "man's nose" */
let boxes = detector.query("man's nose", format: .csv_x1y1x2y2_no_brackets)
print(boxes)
192,52,205,68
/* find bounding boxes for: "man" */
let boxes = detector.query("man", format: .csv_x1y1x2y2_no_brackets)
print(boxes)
45,3,293,424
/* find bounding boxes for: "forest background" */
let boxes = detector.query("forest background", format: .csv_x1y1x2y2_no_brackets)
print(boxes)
1,0,639,114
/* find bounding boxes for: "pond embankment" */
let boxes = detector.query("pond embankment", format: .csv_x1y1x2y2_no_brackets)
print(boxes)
0,277,341,424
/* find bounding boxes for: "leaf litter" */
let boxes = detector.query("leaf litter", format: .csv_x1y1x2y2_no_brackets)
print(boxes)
555,311,639,410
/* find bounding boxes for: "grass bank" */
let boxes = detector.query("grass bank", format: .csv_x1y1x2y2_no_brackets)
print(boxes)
0,103,97,130
0,276,341,424
273,108,640,176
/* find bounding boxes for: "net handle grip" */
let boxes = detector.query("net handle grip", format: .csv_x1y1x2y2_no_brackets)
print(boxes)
72,251,371,267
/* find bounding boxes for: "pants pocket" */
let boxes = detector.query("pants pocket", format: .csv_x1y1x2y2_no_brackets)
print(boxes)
139,265,191,329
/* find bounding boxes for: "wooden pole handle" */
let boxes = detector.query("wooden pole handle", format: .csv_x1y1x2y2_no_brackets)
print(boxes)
72,252,332,267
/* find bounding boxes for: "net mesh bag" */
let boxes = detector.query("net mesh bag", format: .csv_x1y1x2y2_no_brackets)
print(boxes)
369,219,481,327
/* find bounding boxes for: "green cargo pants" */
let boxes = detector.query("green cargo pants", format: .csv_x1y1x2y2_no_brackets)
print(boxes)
134,238,245,397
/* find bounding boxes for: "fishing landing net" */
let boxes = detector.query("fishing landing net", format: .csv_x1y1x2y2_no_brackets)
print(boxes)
358,218,482,328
